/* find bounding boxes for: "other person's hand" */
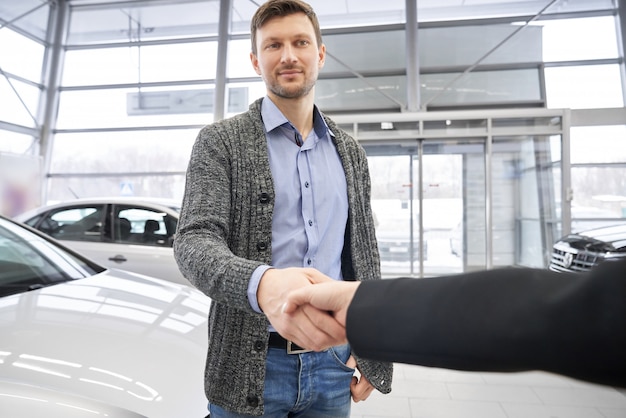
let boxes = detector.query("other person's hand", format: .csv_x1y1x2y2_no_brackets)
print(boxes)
282,280,361,349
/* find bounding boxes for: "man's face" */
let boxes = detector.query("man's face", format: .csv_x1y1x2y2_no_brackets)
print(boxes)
250,12,325,100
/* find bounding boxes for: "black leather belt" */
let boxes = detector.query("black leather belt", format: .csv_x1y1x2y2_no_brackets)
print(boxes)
268,332,312,354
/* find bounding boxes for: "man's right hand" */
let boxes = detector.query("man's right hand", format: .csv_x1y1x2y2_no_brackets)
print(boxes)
257,267,344,351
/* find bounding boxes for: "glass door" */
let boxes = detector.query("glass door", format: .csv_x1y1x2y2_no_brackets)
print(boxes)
366,144,422,277
366,140,488,277
365,135,561,276
421,141,486,276
346,108,566,277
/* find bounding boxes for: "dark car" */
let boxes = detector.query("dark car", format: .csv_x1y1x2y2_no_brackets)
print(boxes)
549,223,626,272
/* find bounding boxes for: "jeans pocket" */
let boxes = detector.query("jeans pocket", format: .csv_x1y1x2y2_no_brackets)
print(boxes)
329,344,355,372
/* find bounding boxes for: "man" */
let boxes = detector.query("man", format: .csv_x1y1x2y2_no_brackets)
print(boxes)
173,1,392,416
283,260,626,388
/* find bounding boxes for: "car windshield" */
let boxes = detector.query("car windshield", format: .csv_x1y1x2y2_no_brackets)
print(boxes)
0,219,104,298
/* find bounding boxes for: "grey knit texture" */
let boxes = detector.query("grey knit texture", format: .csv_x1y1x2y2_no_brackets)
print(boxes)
174,98,392,415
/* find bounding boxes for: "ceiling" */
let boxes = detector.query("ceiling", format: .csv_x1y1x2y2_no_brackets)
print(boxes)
0,0,617,44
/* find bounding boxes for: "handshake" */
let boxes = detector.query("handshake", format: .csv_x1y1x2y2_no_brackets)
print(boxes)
257,262,626,389
241,259,626,401
258,267,360,352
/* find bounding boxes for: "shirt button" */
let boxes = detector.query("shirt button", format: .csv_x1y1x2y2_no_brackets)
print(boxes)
304,181,310,188
307,259,312,265
308,220,313,226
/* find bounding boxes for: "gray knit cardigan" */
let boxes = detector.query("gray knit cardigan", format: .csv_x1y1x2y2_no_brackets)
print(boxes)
174,98,393,415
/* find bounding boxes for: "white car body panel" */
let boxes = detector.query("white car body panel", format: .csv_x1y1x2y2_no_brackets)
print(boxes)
0,269,210,418
58,240,189,286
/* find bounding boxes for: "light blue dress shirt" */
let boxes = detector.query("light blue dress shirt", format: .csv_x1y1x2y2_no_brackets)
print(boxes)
248,97,348,314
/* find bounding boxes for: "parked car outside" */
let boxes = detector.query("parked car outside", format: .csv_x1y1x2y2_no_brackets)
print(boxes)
377,229,428,262
549,223,626,272
449,221,462,257
13,197,189,285
375,214,428,263
0,215,210,417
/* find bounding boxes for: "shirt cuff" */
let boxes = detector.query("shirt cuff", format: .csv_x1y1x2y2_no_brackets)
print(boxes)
248,264,273,313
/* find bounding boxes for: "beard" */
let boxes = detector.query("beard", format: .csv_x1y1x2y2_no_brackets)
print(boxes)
264,68,317,99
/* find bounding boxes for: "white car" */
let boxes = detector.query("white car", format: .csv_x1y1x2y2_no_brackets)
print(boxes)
0,215,210,417
14,197,189,285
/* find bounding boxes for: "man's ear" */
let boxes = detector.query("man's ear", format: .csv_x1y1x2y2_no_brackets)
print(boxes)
250,52,262,75
318,44,326,69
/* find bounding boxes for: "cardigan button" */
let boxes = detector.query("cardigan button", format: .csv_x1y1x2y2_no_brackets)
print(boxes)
259,192,270,204
246,394,259,407
256,241,268,251
253,340,264,351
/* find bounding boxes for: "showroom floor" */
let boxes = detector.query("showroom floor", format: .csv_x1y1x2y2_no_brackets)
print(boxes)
350,363,626,418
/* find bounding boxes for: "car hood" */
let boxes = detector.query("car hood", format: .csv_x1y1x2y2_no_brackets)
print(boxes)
562,224,626,251
0,270,210,418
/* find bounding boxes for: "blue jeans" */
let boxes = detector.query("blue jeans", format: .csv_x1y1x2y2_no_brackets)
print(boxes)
209,344,354,418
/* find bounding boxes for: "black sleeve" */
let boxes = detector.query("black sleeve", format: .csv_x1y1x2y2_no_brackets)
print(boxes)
346,260,626,387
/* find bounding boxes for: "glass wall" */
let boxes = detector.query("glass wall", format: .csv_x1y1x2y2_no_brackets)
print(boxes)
48,1,220,201
569,125,626,232
0,1,47,216
0,15,45,137
541,15,626,234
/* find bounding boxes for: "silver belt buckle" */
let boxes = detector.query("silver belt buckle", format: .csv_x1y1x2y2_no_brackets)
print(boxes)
287,341,312,355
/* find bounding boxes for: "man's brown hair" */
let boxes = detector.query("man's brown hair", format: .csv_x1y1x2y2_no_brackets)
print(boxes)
250,0,323,55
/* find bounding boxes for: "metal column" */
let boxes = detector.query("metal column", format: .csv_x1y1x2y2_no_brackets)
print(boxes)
405,0,420,111
39,0,69,203
214,0,233,122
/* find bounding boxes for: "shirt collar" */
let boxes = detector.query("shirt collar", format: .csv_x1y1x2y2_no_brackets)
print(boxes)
260,96,334,140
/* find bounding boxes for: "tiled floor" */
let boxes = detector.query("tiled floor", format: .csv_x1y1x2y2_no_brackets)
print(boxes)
351,364,626,418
